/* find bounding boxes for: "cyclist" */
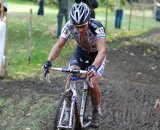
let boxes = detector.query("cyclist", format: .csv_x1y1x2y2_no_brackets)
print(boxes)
43,2,107,128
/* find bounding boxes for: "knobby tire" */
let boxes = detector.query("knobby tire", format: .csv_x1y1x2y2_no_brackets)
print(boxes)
53,91,81,130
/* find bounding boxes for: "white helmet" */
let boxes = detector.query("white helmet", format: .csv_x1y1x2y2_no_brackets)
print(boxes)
69,2,91,26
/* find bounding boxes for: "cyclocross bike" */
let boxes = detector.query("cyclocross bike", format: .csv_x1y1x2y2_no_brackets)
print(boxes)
44,67,94,130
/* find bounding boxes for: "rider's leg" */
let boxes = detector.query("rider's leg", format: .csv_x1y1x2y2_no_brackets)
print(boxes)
63,65,81,124
90,56,106,113
64,65,81,108
89,75,102,128
64,65,81,90
89,75,102,114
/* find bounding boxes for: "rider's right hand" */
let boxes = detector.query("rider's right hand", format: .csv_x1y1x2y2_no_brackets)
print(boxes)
42,60,52,75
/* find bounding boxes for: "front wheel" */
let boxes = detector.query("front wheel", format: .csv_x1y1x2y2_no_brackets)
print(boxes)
53,91,79,130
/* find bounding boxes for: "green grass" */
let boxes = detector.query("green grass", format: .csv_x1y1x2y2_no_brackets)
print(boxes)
0,1,159,129
0,94,57,129
6,0,59,78
4,0,160,78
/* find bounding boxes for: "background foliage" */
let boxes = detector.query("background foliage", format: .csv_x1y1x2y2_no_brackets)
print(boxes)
4,0,160,78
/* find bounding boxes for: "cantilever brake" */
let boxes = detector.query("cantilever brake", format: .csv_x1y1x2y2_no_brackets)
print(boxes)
85,77,94,88
44,73,51,84
42,67,51,84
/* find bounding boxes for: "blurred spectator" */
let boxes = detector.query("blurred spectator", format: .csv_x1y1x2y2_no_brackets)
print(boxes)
115,9,123,28
57,0,70,38
127,0,139,4
37,0,44,16
3,2,7,12
115,0,125,29
75,0,98,18
156,2,160,21
0,1,7,17
157,2,160,7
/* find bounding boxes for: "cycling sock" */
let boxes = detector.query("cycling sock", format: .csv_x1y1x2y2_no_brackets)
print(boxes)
93,105,102,116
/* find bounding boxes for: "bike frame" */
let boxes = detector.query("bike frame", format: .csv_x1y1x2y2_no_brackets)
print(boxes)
44,67,92,129
58,76,91,129
70,77,91,128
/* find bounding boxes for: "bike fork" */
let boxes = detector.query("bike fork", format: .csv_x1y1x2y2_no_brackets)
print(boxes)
58,99,67,127
68,82,77,128
80,81,91,128
69,96,76,128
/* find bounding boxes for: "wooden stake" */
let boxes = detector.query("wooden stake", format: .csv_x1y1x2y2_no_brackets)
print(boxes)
28,9,32,64
0,0,4,20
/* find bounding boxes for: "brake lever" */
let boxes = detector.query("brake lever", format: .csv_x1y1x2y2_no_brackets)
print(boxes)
44,73,51,84
42,68,51,84
86,76,94,88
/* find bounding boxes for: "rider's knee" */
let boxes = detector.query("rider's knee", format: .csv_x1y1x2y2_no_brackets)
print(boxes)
69,65,80,70
69,65,81,77
91,76,99,87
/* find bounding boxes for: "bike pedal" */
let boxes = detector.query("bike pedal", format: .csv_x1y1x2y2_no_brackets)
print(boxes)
58,125,69,129
84,115,92,122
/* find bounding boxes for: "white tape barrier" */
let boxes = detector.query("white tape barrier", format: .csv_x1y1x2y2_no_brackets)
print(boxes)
0,17,6,75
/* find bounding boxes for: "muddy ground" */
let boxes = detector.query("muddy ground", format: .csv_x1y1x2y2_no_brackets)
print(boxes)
0,28,160,130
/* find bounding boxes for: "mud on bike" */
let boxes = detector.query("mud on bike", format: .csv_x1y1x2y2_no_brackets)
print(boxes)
44,67,99,130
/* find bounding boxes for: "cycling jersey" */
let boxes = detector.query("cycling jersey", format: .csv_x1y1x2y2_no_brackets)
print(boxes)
60,18,106,52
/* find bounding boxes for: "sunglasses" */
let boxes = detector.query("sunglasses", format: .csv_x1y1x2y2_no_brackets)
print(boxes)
75,22,88,28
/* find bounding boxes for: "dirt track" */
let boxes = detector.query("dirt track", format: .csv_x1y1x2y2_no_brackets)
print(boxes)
0,28,160,130
101,44,160,130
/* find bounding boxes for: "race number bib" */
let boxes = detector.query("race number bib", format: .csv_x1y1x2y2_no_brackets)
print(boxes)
61,26,71,38
95,27,106,39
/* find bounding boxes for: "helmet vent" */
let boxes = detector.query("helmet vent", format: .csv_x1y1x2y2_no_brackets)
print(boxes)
69,2,91,25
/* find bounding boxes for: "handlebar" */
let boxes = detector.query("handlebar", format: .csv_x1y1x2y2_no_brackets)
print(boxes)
43,67,88,83
50,67,88,74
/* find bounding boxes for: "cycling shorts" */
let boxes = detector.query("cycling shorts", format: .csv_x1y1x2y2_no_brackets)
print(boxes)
69,46,106,77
